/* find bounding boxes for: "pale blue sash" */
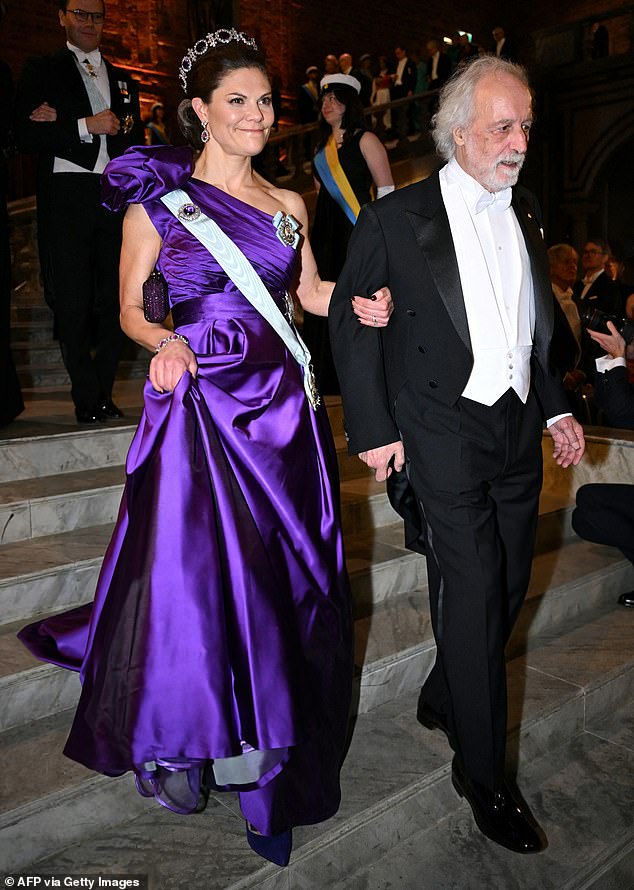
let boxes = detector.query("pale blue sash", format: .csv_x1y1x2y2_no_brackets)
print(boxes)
160,188,320,409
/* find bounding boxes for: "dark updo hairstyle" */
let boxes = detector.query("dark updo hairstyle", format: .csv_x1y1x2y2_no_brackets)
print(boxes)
317,86,367,151
177,42,269,151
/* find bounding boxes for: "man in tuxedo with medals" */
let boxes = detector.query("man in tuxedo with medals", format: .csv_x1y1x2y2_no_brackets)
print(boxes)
14,0,143,422
330,56,585,854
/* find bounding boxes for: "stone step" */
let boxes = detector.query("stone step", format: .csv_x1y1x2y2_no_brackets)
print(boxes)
0,467,392,547
0,519,422,634
12,344,67,367
10,322,55,346
11,288,47,306
1,601,631,879
0,524,112,626
336,706,634,890
0,401,350,486
0,466,126,544
354,536,634,715
10,303,54,325
2,523,631,737
0,423,136,483
16,358,150,389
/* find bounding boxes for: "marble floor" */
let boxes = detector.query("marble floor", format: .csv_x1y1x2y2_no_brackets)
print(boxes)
3,323,634,887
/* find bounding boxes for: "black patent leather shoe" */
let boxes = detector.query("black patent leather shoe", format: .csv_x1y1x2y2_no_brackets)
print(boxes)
451,757,545,854
75,405,106,424
618,591,634,608
416,699,456,750
97,398,124,419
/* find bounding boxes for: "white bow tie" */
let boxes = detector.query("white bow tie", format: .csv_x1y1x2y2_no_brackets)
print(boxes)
474,187,512,215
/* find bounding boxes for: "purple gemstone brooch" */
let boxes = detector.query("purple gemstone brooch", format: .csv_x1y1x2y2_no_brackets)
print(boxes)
178,202,201,222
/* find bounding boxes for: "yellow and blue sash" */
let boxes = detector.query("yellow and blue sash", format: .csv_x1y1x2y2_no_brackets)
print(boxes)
313,134,361,225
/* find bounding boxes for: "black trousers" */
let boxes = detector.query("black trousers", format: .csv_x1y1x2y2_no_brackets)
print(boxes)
396,387,543,789
41,173,123,409
572,484,634,565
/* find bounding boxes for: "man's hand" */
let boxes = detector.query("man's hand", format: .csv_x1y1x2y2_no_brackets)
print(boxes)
86,110,120,136
548,416,585,468
588,320,626,359
352,286,393,327
30,102,57,122
358,440,405,482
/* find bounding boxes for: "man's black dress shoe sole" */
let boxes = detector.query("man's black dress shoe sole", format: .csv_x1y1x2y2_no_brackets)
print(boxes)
416,701,456,749
618,591,634,608
451,758,545,854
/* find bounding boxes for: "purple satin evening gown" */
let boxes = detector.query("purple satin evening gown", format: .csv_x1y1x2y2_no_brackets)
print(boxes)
18,146,353,836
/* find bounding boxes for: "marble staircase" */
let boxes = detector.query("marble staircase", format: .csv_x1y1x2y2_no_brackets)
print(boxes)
9,199,149,390
0,401,633,888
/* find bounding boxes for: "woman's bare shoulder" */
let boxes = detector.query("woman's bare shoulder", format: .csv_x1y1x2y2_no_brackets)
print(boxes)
254,174,308,222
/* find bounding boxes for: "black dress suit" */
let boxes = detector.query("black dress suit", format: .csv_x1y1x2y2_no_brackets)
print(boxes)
14,48,143,410
390,58,417,137
329,171,569,788
594,364,634,429
426,53,451,90
496,39,520,63
390,58,417,98
573,270,621,317
573,483,634,566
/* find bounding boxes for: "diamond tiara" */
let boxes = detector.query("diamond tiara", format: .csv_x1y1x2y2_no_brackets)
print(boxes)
179,28,259,93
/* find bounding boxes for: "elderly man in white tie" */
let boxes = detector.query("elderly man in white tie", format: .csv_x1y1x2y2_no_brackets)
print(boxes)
548,243,581,343
14,0,143,423
330,55,585,855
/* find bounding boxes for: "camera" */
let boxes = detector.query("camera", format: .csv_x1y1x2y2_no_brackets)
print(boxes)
580,307,634,344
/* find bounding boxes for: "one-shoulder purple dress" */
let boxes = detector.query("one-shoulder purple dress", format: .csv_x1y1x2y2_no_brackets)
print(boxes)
18,146,353,836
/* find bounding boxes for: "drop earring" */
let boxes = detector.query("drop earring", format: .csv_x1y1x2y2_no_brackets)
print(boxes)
200,119,210,144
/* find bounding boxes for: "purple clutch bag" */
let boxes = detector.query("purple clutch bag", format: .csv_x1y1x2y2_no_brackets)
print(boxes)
142,268,169,322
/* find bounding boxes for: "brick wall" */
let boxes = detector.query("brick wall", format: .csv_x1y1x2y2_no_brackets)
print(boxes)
0,0,189,126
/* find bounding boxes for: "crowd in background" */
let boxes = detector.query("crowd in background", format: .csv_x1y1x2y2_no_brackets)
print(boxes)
4,9,633,433
292,27,518,145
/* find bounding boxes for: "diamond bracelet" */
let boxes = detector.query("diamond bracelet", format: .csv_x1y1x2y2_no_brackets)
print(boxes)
154,333,190,353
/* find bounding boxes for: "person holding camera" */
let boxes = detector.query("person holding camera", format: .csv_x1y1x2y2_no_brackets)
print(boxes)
574,239,622,380
587,319,634,429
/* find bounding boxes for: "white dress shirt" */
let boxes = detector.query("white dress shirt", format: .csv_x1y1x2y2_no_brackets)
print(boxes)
394,57,407,86
440,158,534,406
579,268,603,301
440,160,569,427
53,42,111,175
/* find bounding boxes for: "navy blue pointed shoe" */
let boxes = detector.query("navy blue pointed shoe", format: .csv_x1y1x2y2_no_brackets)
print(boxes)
246,823,292,866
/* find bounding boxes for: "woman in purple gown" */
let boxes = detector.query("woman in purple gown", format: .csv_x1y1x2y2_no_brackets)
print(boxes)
18,32,392,867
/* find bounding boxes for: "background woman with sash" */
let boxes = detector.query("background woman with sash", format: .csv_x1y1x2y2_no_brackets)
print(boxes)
306,73,394,393
144,101,171,145
17,33,392,869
